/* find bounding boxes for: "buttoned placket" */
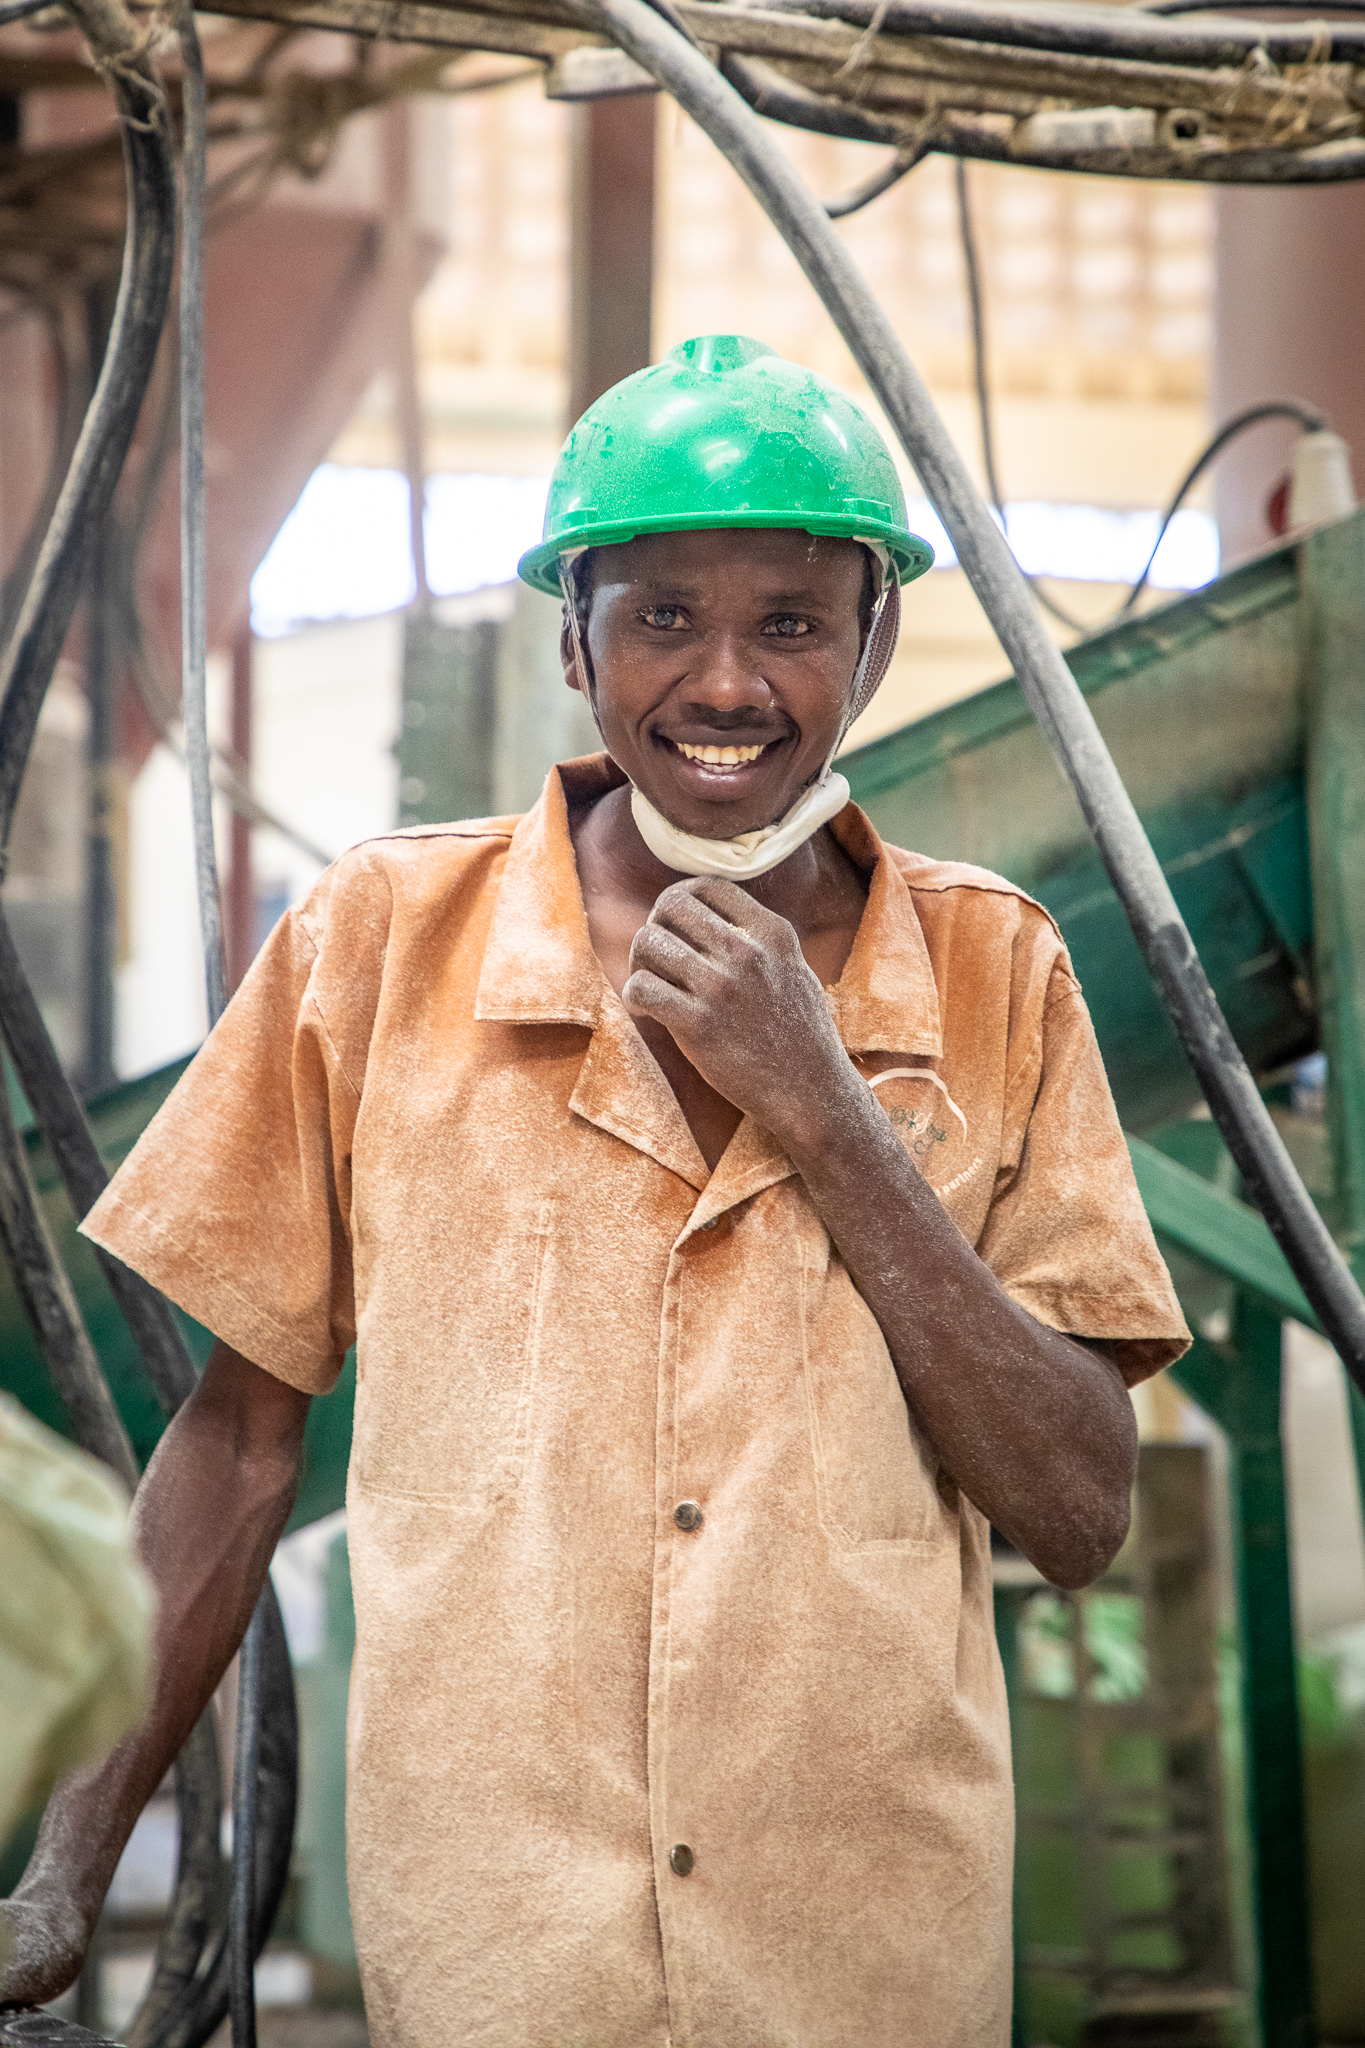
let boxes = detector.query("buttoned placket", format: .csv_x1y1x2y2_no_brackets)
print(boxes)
471,762,950,2038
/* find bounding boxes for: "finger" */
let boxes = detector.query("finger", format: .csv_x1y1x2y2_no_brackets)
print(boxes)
629,920,718,991
623,967,698,1027
684,875,797,943
667,875,756,927
648,884,746,958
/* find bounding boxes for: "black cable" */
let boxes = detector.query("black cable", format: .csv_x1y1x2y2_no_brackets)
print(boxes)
0,331,183,1425
630,0,1365,179
753,0,1365,74
138,1588,298,2048
228,1619,261,2048
0,0,193,1464
0,26,238,2048
719,50,910,145
721,70,1365,185
954,159,1329,631
0,14,293,2048
955,160,1004,519
0,25,235,2048
171,12,265,2044
176,0,227,1030
0,911,242,2048
0,78,175,854
0,306,90,649
123,1712,224,2048
0,1075,136,1487
1144,0,1365,12
0,33,174,1489
167,8,269,2041
825,140,926,217
1116,399,1326,615
579,0,1365,1382
637,0,702,47
709,2,1365,178
0,908,199,1410
954,157,1087,635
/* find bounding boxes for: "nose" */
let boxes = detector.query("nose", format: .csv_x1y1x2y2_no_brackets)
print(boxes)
676,630,776,724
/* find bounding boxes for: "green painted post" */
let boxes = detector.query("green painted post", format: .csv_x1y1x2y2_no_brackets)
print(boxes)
1175,1309,1314,2048
1301,514,1365,1730
1302,513,1365,1284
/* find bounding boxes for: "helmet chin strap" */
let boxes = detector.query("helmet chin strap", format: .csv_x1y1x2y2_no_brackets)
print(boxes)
558,550,900,883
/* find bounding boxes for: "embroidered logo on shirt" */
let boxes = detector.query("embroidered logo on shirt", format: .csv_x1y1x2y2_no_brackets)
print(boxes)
883,1101,950,1163
863,1063,983,1202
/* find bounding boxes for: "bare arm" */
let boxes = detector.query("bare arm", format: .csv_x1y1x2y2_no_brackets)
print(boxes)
626,878,1137,1591
0,1342,311,2008
776,1083,1135,1586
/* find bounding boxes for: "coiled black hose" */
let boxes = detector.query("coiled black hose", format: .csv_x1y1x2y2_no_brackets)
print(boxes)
750,0,1365,76
0,5,295,2042
577,0,1365,1387
712,25,1365,183
0,80,174,850
0,28,176,1499
166,10,271,2045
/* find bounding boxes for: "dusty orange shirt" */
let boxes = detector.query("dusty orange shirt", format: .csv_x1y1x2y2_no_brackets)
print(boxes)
84,754,1189,2048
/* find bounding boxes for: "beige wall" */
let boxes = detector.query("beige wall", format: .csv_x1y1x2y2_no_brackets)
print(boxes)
1213,184,1365,567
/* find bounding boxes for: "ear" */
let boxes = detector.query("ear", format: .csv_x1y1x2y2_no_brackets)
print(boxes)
560,612,586,696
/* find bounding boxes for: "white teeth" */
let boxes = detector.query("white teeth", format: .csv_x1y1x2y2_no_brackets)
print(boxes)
677,741,768,766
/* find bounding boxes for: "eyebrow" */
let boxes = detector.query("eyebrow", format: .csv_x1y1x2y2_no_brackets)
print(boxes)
630,584,833,607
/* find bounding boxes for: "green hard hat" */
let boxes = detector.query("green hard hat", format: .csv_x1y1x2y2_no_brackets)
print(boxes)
518,333,934,597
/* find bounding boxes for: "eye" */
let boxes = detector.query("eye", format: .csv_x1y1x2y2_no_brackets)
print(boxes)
639,605,690,631
762,614,814,638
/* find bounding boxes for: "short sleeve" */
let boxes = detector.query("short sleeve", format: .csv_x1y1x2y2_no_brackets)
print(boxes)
80,898,361,1395
976,968,1190,1385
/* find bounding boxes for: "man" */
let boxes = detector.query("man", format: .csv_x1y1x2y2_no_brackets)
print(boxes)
2,334,1188,2046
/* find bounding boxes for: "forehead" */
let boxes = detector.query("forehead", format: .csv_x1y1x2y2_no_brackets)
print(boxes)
589,527,867,596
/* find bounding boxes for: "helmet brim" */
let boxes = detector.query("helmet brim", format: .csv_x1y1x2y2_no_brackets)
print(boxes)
517,511,934,598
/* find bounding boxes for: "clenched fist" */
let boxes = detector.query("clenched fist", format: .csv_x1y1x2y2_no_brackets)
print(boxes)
623,877,854,1144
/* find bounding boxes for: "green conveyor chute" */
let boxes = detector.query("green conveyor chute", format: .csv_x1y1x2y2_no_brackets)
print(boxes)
844,525,1315,1132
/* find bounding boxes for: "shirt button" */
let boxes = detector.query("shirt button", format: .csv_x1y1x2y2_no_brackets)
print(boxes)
674,1500,704,1533
670,1843,695,1877
698,1216,720,1230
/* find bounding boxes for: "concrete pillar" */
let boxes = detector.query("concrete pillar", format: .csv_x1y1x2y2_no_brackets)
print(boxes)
568,95,657,426
226,623,254,993
1213,186,1365,566
383,100,430,608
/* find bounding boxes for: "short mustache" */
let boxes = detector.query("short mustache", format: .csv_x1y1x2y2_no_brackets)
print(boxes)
659,716,794,736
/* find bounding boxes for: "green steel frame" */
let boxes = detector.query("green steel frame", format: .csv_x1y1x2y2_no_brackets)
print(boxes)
841,511,1365,2047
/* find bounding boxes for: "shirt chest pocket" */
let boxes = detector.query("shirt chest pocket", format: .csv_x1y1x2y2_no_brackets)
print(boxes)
352,1202,552,1509
800,1251,953,1550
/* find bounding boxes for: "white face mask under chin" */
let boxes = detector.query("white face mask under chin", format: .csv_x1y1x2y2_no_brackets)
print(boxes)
558,547,897,883
628,771,853,882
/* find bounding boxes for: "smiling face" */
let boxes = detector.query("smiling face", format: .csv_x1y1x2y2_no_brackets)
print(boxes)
563,527,872,840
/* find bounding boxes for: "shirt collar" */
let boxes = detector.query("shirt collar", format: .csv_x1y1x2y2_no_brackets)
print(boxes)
475,754,943,1062
823,800,943,1060
473,754,618,1028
